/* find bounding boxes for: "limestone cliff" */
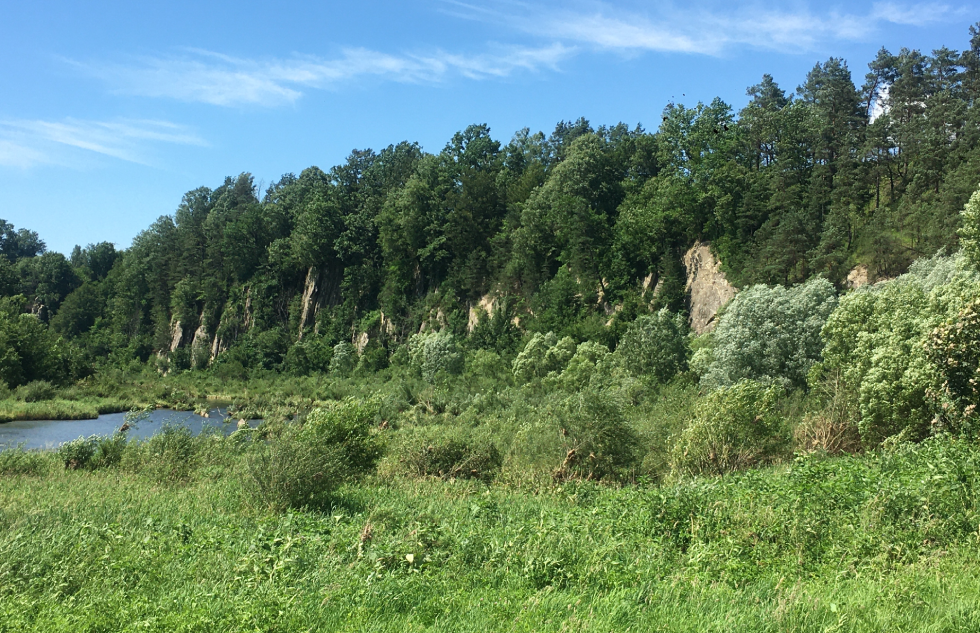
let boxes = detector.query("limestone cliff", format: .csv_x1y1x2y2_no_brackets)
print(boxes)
683,241,737,334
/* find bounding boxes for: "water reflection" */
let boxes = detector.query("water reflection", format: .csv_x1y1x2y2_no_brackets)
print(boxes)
0,409,258,450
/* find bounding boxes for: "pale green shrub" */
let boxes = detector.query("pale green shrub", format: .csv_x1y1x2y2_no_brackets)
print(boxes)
57,436,97,469
408,331,463,382
819,252,980,445
328,342,357,377
700,278,837,390
617,309,688,382
559,341,610,390
960,185,980,271
925,296,980,431
512,332,576,382
671,380,787,477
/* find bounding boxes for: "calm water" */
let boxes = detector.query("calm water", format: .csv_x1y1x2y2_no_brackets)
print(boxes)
0,409,257,450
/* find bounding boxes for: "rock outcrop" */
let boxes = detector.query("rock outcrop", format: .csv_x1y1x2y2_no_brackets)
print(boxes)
467,294,498,332
683,241,736,334
846,265,869,289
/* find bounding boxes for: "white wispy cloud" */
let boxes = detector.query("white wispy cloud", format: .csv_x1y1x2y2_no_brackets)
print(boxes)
0,118,206,168
74,43,573,108
445,0,960,55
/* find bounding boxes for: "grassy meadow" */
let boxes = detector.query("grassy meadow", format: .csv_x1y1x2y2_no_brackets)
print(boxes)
2,419,979,632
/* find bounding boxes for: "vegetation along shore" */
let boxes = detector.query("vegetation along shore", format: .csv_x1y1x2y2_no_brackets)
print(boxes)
3,25,980,631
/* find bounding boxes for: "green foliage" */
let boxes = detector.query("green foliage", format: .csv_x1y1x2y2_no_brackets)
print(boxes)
616,309,688,382
123,425,199,484
13,379,56,402
243,399,383,512
57,436,97,470
408,331,464,382
0,446,50,476
512,332,576,383
700,278,838,390
397,429,502,482
558,341,610,390
328,342,357,377
925,296,980,432
0,297,80,387
550,390,640,482
302,398,384,474
961,184,980,270
819,253,980,445
672,380,787,477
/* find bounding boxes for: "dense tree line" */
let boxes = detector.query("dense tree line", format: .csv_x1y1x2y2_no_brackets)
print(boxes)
3,25,980,383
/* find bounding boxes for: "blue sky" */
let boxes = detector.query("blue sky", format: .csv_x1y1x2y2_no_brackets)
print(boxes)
1,0,977,254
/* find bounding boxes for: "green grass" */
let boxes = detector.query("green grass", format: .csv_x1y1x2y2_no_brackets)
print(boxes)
2,436,979,631
0,397,133,422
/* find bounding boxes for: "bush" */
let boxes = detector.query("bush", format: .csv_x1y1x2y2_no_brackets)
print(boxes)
123,425,198,483
399,432,502,482
242,427,345,512
551,390,640,482
617,309,688,382
242,398,383,512
303,398,384,474
92,433,129,469
0,446,50,476
819,253,980,445
512,332,576,383
671,380,787,477
960,184,980,271
408,331,463,382
925,296,980,433
329,342,357,377
700,278,838,391
14,380,56,402
57,435,97,469
558,341,610,390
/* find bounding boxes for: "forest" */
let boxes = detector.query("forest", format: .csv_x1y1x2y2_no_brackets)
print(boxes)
2,24,980,632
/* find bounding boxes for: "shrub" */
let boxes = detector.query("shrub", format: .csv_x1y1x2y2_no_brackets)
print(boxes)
960,184,980,271
558,341,610,390
329,342,357,377
819,253,980,445
243,398,383,512
14,380,56,402
925,296,980,433
92,433,129,469
243,427,345,512
399,433,502,482
123,425,198,483
700,278,837,391
551,390,640,482
0,446,50,476
57,436,97,469
671,379,787,477
512,332,576,383
617,309,688,382
408,331,463,382
303,398,384,474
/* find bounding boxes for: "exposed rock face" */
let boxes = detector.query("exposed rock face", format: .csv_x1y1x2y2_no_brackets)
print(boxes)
169,319,184,352
298,266,320,339
846,265,869,289
683,241,737,334
467,294,498,332
355,331,370,354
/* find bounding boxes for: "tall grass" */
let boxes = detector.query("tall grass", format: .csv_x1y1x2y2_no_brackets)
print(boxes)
1,432,979,631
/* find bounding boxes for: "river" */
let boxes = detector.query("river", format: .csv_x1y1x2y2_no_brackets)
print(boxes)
0,408,258,450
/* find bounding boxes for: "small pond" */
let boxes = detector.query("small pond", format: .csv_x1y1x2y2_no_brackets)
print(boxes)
0,409,259,450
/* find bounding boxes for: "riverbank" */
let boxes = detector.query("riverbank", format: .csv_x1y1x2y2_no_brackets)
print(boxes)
1,434,979,631
0,397,134,423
